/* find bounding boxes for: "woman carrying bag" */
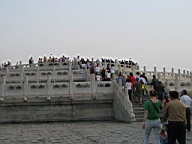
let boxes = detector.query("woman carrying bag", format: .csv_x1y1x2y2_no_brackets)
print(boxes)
142,90,163,144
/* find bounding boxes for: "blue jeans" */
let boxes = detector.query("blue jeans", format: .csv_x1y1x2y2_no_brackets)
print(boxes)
144,119,161,144
158,92,164,102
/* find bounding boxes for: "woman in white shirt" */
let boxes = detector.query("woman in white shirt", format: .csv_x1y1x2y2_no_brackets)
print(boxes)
125,78,132,102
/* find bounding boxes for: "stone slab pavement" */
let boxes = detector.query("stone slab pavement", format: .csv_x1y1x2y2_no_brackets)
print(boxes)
0,120,191,144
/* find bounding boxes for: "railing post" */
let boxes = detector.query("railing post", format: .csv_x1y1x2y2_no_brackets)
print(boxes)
154,66,157,77
124,87,129,100
175,74,179,91
178,69,181,80
171,68,174,80
163,67,166,80
52,66,56,80
20,66,24,82
104,59,106,68
36,66,39,82
69,73,74,95
157,73,161,81
1,76,6,96
187,71,189,81
24,75,29,96
144,66,146,74
46,75,51,95
183,70,186,81
90,74,96,96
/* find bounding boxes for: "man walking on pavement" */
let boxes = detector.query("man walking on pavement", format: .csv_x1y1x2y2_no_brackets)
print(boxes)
162,91,186,144
180,89,192,131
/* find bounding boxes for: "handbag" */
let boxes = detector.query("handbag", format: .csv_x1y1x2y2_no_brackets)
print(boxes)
149,100,162,119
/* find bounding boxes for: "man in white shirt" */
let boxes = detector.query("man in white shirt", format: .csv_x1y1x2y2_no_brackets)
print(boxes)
94,64,100,74
180,89,192,131
138,75,147,85
110,64,115,79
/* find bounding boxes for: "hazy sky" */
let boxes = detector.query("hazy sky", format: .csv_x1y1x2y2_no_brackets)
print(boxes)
0,0,192,72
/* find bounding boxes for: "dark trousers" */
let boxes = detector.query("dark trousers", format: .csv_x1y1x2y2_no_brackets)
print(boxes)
157,91,164,102
128,89,132,102
186,107,191,131
168,121,186,144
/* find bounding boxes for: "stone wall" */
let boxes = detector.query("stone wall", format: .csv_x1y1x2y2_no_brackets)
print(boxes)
0,94,114,123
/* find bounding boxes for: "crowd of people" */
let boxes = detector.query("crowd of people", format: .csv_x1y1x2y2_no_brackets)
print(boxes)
142,84,192,143
1,54,139,70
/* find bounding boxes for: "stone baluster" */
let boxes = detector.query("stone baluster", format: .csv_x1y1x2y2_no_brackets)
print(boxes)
36,66,39,82
117,64,122,76
178,69,181,80
183,70,186,81
143,66,146,75
124,87,129,100
20,66,24,82
115,60,118,70
46,75,51,95
171,68,174,80
118,79,122,88
17,60,22,70
1,76,6,96
52,66,56,80
69,73,74,95
154,66,157,77
104,59,106,68
90,74,96,98
131,62,134,73
175,74,179,91
187,71,189,81
24,75,29,96
123,60,126,70
163,67,166,80
59,57,62,69
6,67,9,74
157,73,161,80
165,79,169,93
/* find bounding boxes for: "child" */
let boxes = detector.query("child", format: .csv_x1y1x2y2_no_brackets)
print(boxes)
160,124,168,144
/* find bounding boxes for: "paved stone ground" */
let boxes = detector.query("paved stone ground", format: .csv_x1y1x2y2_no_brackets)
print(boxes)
0,120,191,144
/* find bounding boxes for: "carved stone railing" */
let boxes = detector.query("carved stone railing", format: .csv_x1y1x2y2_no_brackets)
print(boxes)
113,79,135,122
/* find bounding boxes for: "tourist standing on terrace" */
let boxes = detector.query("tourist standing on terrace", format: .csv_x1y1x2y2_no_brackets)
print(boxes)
95,73,101,87
180,89,192,131
110,64,115,79
150,75,159,91
162,91,186,144
94,64,100,74
100,68,105,80
29,57,33,65
86,58,91,69
90,64,95,75
156,81,165,102
142,90,162,144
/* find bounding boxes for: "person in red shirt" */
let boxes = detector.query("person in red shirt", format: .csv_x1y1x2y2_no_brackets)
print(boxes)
162,93,171,107
128,72,136,94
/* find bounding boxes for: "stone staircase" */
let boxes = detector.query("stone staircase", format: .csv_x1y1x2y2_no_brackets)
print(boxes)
132,94,150,122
